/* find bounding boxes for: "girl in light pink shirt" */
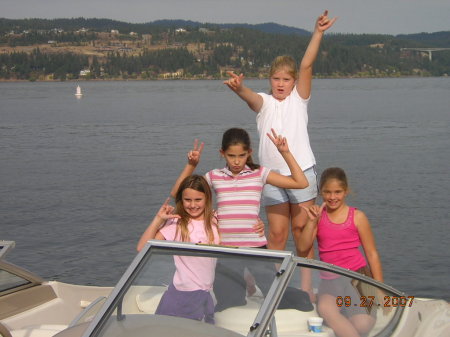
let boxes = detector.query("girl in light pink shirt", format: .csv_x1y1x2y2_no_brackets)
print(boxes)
137,175,219,323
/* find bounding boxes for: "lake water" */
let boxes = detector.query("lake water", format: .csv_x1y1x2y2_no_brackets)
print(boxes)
1,78,449,301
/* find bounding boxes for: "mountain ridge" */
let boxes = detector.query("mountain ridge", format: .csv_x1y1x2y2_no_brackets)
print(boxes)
1,17,449,41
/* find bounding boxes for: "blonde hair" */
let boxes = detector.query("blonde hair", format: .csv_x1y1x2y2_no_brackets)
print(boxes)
269,55,298,80
174,175,217,244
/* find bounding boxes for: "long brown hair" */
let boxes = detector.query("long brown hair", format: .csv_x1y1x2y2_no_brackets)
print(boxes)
221,128,260,170
174,175,217,243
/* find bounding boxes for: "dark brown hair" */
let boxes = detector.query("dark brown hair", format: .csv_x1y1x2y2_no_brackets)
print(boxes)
221,128,260,170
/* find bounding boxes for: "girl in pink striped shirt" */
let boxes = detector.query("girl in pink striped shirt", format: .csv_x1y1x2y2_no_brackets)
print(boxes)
170,127,309,311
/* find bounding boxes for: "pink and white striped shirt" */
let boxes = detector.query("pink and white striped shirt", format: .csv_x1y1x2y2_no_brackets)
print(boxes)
205,165,270,247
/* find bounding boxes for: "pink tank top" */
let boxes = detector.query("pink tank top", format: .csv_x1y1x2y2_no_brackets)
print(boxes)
317,207,367,275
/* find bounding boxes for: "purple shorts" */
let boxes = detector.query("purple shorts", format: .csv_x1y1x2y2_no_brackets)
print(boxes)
155,283,215,324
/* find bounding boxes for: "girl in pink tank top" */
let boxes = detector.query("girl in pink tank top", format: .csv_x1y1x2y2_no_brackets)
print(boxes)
300,167,384,337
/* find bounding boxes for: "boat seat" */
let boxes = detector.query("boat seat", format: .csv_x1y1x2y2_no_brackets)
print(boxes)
10,324,67,337
135,286,166,314
215,297,335,336
0,285,57,320
68,296,107,328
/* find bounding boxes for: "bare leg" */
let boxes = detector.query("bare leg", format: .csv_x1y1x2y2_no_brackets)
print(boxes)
244,268,257,296
290,199,315,297
266,202,290,250
318,294,361,337
290,199,315,257
349,314,376,336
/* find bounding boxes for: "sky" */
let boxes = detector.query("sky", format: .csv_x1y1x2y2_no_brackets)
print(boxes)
1,0,449,35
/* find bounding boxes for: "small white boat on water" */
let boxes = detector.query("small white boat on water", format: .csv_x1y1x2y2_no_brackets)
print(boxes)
1,240,449,337
75,86,83,98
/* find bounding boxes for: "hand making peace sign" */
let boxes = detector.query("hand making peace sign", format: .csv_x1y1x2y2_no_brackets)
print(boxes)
187,139,204,166
267,128,290,154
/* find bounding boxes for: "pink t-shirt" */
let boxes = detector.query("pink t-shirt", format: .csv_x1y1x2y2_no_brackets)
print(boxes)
205,166,270,247
159,217,220,291
317,207,367,279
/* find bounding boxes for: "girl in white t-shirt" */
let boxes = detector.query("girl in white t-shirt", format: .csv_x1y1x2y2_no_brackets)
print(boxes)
137,175,220,323
223,11,336,297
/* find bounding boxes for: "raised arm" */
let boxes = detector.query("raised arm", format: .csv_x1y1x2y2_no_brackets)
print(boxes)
297,10,337,99
224,71,263,112
136,198,180,251
265,129,309,189
169,139,204,198
355,210,384,283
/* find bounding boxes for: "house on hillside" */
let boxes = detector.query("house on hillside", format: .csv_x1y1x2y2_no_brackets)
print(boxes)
160,69,184,79
80,69,91,77
199,28,215,35
142,34,152,45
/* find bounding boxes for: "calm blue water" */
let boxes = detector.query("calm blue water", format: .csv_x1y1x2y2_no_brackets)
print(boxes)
1,78,449,301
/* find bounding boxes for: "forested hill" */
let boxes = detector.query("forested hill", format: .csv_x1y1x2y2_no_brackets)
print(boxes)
3,17,450,41
1,17,449,81
0,18,309,36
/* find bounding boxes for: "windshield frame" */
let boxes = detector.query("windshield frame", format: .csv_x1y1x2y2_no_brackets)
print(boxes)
82,240,408,337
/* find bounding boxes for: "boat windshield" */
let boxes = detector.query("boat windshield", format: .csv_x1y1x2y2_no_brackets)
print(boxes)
82,241,407,337
0,241,38,296
0,269,31,294
84,242,291,337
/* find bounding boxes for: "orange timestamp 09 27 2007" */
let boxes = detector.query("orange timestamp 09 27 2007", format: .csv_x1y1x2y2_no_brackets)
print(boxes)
336,295,415,308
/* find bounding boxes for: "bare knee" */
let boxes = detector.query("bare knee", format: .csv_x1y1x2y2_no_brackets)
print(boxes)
350,314,376,334
266,203,290,250
268,227,289,249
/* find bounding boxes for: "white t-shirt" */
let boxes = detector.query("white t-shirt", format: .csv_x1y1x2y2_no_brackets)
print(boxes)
256,87,315,175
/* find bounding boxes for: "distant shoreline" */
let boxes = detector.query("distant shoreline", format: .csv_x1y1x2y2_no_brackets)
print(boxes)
1,74,448,83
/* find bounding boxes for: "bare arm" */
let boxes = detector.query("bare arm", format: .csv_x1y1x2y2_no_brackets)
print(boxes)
136,198,180,251
265,129,309,189
169,139,204,198
297,10,337,99
298,203,325,257
224,71,263,112
355,210,384,283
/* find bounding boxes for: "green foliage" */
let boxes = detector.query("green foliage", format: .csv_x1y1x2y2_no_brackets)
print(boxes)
0,48,89,80
1,17,449,80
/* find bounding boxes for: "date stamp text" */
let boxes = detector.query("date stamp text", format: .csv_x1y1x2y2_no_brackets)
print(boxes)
336,296,415,308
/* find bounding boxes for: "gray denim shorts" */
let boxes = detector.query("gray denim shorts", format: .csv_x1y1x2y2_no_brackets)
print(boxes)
263,166,318,206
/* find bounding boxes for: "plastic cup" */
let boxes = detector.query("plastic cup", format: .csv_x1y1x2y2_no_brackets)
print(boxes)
308,316,323,333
